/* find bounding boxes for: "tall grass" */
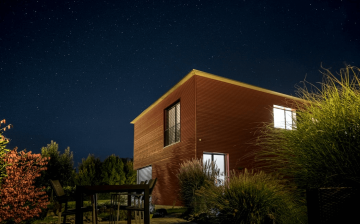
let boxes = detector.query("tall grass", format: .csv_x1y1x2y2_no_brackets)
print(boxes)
255,66,360,189
195,169,307,224
177,159,306,224
177,158,219,216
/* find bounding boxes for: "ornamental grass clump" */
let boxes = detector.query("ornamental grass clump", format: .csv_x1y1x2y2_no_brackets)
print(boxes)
256,65,360,189
177,158,219,217
195,169,306,224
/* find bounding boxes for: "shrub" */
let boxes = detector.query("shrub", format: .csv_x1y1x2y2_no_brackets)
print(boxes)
0,148,49,223
177,158,219,217
0,119,12,183
195,169,307,224
255,66,360,189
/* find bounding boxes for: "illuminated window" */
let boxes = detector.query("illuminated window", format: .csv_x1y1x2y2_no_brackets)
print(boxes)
164,101,180,146
273,105,296,130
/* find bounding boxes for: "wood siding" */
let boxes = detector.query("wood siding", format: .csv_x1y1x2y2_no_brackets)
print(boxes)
133,76,196,206
133,73,299,206
196,76,295,172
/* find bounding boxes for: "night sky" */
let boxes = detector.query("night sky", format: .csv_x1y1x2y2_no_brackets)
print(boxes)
1,0,359,169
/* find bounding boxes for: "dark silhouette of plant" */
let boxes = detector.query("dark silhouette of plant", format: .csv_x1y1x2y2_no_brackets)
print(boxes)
36,140,76,188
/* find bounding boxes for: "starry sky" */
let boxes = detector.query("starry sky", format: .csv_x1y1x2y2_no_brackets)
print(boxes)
1,0,359,169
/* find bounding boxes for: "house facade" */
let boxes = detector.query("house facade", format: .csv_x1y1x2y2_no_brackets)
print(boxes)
131,69,302,206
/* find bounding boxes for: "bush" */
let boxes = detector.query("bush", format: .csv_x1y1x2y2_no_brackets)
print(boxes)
0,148,49,223
177,158,219,217
195,169,307,224
255,66,360,189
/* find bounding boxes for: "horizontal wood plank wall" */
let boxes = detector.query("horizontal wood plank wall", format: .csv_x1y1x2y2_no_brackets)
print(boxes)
133,76,196,206
196,76,297,172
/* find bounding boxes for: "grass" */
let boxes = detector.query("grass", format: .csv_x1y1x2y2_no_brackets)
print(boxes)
177,158,220,215
33,200,186,223
192,169,307,224
166,208,187,214
31,200,112,224
32,216,58,224
66,199,112,209
255,66,360,189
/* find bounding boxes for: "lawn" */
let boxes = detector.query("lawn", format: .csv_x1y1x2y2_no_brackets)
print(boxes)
33,200,187,224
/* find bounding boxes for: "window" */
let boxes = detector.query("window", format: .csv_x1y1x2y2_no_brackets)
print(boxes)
203,153,227,185
164,101,180,146
137,165,152,184
273,105,296,130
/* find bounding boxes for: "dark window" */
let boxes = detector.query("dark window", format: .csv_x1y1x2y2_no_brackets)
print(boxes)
164,101,180,146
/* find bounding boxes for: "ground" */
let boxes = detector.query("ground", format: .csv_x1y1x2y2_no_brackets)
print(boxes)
36,205,197,224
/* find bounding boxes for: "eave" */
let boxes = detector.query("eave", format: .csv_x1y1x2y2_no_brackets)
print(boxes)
130,69,305,124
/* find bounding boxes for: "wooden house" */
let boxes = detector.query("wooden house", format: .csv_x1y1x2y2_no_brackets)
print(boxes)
131,69,301,206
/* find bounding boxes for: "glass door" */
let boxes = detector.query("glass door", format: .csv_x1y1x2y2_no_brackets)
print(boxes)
203,153,226,185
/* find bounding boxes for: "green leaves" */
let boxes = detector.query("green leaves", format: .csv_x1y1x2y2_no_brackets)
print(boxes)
0,119,12,183
74,154,136,186
74,154,102,186
124,160,136,184
100,154,126,185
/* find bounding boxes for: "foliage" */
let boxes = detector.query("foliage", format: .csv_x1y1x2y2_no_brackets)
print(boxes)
123,160,137,184
74,154,102,186
0,119,12,183
44,185,77,202
194,169,307,224
37,140,76,188
0,148,50,223
176,158,219,217
101,154,126,185
255,65,360,189
74,155,136,189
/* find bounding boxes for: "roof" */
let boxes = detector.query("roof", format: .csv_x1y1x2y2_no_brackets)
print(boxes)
130,69,303,124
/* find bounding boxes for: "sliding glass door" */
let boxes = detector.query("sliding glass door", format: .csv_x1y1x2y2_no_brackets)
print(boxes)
203,153,226,185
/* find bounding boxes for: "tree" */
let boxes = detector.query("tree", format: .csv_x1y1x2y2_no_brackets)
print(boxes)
0,148,49,223
37,140,76,188
0,119,12,183
74,154,102,186
101,154,126,185
123,160,137,184
255,66,360,189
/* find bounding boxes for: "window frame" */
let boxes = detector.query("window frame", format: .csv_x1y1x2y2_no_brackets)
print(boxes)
137,165,152,184
203,152,228,185
273,105,296,130
164,100,181,147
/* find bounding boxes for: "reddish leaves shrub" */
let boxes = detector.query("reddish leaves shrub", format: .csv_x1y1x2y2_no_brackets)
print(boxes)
0,148,50,223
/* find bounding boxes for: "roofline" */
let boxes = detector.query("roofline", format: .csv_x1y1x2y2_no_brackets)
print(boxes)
130,69,304,124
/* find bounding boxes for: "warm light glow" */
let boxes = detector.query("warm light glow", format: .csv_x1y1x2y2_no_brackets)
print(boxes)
273,105,296,130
